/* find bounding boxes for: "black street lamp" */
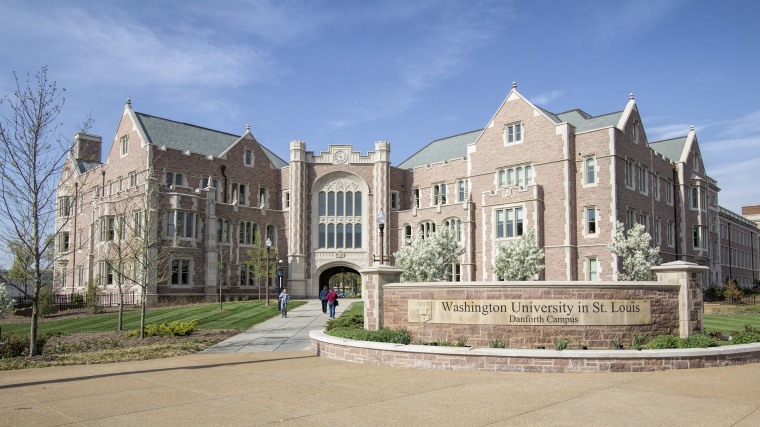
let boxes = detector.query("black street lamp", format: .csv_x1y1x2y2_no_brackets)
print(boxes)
265,237,272,305
377,209,385,265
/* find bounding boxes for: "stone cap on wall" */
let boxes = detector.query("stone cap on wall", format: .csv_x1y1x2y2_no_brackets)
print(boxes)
383,281,679,291
651,260,709,273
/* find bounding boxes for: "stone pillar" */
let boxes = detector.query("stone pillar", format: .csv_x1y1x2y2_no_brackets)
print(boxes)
203,186,218,302
652,260,708,338
360,265,403,330
373,141,390,264
288,141,308,298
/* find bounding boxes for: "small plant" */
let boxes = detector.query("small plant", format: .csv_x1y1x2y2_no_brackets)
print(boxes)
680,334,719,348
632,333,649,350
646,335,680,349
555,338,569,351
435,339,452,347
489,339,506,348
611,337,624,350
731,330,760,345
127,320,198,337
455,336,469,347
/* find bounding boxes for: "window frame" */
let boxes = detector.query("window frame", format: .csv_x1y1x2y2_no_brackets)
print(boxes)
584,156,597,186
504,122,524,145
170,259,192,286
494,206,524,239
120,135,129,157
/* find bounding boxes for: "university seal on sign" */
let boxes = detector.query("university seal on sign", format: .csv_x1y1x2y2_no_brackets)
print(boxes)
413,301,433,323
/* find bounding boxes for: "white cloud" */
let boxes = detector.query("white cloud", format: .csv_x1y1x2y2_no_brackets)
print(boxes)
717,110,760,138
584,0,683,44
647,124,692,141
532,90,565,106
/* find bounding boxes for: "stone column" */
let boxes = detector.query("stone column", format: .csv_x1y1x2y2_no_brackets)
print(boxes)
360,265,403,330
203,186,218,302
288,141,308,298
652,260,708,338
373,141,390,264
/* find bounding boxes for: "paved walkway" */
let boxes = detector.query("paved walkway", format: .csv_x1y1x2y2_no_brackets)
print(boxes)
2,300,760,426
203,298,347,353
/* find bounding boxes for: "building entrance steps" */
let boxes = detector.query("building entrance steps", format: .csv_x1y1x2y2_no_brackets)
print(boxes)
203,298,349,353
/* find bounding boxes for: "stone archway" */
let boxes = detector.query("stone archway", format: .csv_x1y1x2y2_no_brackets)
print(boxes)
318,265,362,297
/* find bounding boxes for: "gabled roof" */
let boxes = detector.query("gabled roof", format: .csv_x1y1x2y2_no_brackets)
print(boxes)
556,109,623,133
396,129,482,169
649,136,687,162
134,112,288,168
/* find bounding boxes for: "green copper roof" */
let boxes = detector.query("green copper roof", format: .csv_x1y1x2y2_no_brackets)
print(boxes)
650,136,687,162
135,112,287,169
76,159,101,174
397,129,482,169
555,109,622,133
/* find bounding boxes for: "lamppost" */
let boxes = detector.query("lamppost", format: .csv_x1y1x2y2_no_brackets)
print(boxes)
277,258,283,311
265,238,272,305
377,209,385,265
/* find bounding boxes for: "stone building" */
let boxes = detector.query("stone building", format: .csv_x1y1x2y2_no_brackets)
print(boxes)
54,84,760,302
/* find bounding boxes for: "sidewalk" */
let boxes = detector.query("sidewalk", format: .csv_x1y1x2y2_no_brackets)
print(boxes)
202,298,348,353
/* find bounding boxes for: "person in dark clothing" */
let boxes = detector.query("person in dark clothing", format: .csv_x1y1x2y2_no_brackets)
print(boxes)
319,285,329,314
326,287,339,319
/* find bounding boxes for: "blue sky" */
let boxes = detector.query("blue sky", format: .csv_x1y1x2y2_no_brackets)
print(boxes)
1,0,759,214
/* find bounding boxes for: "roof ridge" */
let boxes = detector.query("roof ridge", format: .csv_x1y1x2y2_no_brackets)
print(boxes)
397,129,482,168
650,135,687,144
135,111,240,138
430,128,483,143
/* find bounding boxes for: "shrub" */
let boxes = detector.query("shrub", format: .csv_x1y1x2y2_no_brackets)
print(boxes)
86,280,102,314
434,339,452,346
679,334,719,348
489,339,506,348
646,335,680,349
455,336,469,347
0,333,48,358
555,338,569,351
325,312,364,332
127,320,198,337
731,331,760,345
37,287,57,317
632,333,649,350
327,327,412,344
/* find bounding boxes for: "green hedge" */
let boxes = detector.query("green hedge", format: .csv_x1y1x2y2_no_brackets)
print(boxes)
328,326,412,344
126,320,198,337
646,334,719,349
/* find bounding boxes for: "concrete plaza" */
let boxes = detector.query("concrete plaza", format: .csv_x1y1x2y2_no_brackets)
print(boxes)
2,300,760,426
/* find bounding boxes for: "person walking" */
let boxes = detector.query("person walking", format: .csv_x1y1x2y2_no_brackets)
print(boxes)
326,287,339,319
279,288,290,318
319,285,329,314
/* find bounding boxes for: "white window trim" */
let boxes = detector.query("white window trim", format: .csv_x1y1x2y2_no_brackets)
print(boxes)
639,166,648,195
283,191,290,210
493,204,525,240
624,159,635,190
583,156,597,187
583,206,599,238
390,190,400,210
164,171,186,189
586,257,600,281
503,122,524,145
244,148,254,167
120,135,129,157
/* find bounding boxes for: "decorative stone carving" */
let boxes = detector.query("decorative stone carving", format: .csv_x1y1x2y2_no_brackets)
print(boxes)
333,150,348,164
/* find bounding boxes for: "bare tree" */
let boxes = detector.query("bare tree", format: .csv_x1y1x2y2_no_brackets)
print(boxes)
244,228,277,303
0,67,89,355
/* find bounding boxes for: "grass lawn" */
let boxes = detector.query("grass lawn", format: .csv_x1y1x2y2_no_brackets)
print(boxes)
704,313,760,333
1,299,307,337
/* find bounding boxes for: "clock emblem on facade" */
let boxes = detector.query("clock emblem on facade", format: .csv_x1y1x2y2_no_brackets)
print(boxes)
334,150,348,164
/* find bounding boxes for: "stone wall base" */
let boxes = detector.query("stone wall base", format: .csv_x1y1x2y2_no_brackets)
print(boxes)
311,331,760,373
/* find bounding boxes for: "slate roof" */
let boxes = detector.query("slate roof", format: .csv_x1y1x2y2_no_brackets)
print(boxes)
396,129,482,169
76,159,101,174
557,109,623,133
649,136,687,162
135,112,288,169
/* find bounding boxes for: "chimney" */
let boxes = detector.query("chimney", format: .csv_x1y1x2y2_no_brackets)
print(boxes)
74,133,102,163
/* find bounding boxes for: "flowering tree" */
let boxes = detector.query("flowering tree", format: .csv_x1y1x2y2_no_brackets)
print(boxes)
0,283,13,317
607,221,662,281
493,228,544,280
393,227,463,282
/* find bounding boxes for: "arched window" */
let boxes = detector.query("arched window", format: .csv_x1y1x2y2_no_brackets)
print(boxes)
316,178,364,249
419,221,436,239
444,218,463,242
266,225,276,245
404,224,413,244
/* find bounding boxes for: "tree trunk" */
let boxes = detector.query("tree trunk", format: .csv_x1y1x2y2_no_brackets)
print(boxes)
140,286,147,339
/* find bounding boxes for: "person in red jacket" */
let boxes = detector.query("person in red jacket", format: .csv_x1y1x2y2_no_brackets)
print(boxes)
326,287,339,319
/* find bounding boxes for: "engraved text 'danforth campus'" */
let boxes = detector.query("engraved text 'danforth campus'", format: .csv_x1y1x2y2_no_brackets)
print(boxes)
407,300,652,325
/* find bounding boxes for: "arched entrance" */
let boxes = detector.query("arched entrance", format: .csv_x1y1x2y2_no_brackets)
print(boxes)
319,265,362,297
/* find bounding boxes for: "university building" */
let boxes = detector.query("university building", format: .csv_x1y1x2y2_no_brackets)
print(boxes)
54,84,760,302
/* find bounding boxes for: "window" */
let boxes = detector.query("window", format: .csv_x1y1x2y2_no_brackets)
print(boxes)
120,135,129,156
258,187,268,208
129,171,138,188
266,225,276,245
118,176,125,192
413,188,420,208
626,208,636,230
433,183,447,205
98,262,114,285
445,263,462,282
391,191,399,210
497,164,534,190
244,149,253,166
585,157,596,185
693,151,700,173
587,257,599,281
443,218,463,242
633,120,640,144
639,166,648,195
317,182,362,249
419,221,436,239
585,207,597,235
495,206,523,239
693,225,706,249
166,210,196,239
60,232,70,252
504,122,523,144
665,179,674,205
654,175,660,201
216,219,230,243
133,211,143,237
239,221,258,245
59,196,71,217
457,180,466,202
640,212,650,233
171,259,191,285
655,218,661,245
201,177,219,201
165,171,184,188
691,187,699,209
100,216,115,241
404,225,413,244
624,160,634,189
284,191,290,209
77,266,84,288
231,183,247,205
240,265,255,286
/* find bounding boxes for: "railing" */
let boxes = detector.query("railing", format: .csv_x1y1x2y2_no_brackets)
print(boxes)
12,292,137,310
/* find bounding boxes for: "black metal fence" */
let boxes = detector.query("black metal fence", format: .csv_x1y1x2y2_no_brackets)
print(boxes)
12,293,136,310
